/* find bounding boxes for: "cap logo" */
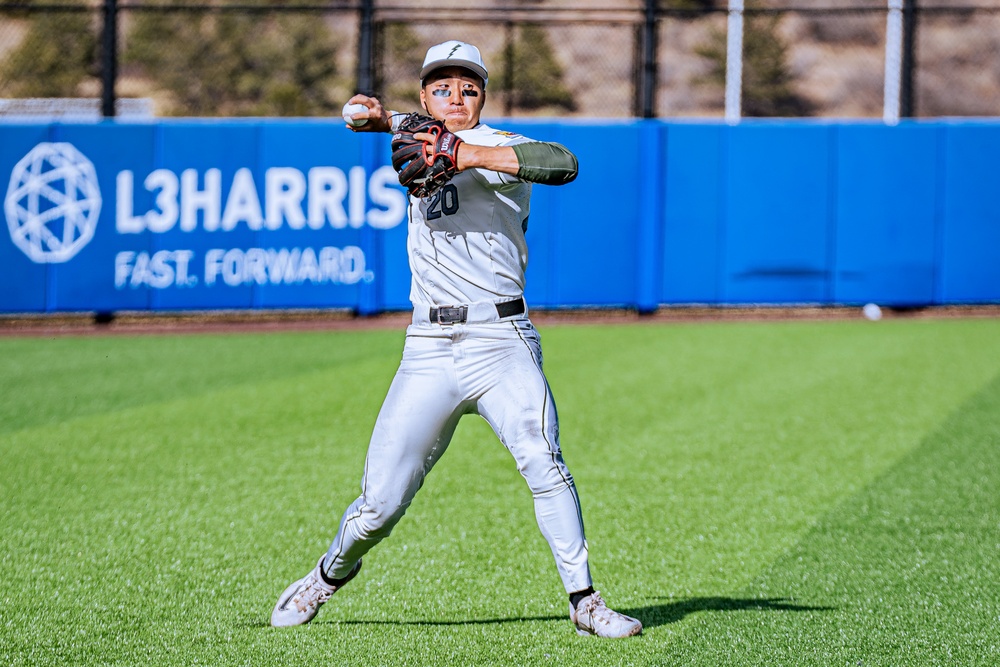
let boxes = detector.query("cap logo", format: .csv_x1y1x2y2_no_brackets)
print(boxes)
448,44,462,58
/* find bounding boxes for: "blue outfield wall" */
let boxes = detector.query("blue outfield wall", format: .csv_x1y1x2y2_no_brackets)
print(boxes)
1,118,998,314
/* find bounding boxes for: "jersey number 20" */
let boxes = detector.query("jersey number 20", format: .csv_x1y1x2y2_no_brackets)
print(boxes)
426,184,459,220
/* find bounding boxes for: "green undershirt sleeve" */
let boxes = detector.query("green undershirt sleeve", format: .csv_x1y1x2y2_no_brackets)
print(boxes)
511,141,579,185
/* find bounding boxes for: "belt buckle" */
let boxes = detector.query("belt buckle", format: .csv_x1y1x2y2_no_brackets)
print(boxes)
435,305,468,325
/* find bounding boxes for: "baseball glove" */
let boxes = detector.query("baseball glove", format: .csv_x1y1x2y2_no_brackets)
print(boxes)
390,113,464,198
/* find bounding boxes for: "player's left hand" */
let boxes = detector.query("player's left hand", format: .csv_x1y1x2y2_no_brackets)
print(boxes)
390,113,464,198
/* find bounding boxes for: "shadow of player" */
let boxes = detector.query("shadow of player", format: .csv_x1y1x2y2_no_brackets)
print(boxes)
621,596,835,630
248,596,833,630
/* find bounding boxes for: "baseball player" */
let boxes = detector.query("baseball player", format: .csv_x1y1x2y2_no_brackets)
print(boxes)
270,40,642,639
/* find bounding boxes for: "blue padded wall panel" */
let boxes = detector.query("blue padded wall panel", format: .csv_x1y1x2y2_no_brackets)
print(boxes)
51,123,158,312
255,121,366,310
661,123,726,304
940,123,1000,303
833,123,939,306
530,121,643,307
723,123,833,304
1,124,58,312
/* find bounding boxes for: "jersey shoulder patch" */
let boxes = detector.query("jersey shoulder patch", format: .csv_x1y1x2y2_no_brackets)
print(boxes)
460,124,531,149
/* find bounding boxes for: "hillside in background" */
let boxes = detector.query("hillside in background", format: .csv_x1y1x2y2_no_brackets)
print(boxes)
0,1,998,118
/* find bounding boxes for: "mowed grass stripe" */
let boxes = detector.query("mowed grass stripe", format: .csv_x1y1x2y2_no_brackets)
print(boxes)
2,318,1000,665
2,352,400,516
662,370,1000,666
0,329,403,435
542,320,1000,599
1,356,406,665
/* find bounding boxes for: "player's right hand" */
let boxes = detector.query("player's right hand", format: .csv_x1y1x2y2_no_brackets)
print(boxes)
346,94,392,133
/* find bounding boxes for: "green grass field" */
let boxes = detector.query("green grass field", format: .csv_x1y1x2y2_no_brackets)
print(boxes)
2,317,999,666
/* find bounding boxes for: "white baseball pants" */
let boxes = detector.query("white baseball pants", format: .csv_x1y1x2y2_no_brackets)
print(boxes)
322,316,593,594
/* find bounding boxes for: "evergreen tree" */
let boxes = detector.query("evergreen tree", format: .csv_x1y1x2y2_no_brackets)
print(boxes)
0,11,98,97
491,24,577,113
126,10,340,116
696,7,812,117
379,23,423,110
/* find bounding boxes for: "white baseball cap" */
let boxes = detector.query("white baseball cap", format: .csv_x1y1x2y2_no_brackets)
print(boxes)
420,40,489,89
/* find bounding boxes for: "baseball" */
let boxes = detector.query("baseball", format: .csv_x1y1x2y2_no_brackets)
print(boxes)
863,303,883,321
342,102,368,127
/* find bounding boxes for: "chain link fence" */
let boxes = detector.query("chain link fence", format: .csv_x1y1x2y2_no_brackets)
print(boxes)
0,4,101,100
117,4,358,117
0,1,998,119
915,7,1000,116
372,15,638,117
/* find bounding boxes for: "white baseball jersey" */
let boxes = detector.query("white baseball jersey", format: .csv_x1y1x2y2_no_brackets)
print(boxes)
407,123,533,308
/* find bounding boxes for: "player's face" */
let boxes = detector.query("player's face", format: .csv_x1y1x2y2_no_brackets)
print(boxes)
420,67,486,132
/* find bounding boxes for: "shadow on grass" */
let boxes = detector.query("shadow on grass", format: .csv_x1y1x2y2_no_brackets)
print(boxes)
242,614,566,629
329,614,567,626
622,597,835,630
249,597,832,630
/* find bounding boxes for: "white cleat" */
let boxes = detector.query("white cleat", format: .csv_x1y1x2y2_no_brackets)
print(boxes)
570,591,643,638
270,556,361,627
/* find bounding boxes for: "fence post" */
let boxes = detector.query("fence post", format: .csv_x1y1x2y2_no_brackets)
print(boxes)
640,0,658,118
884,0,903,124
357,0,375,94
725,0,744,124
101,0,117,118
503,21,515,116
900,0,917,117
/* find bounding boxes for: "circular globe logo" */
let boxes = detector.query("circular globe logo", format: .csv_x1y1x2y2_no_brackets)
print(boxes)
5,142,102,263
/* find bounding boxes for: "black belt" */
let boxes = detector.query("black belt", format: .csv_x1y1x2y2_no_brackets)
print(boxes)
430,297,525,325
